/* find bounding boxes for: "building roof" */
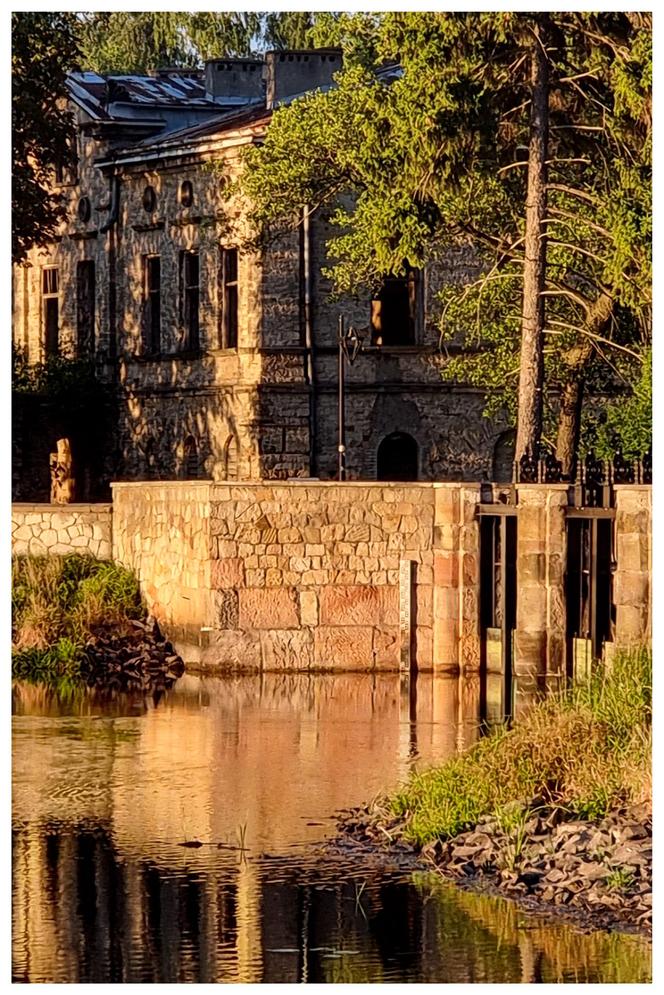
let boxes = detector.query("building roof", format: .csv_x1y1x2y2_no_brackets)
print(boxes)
67,70,220,121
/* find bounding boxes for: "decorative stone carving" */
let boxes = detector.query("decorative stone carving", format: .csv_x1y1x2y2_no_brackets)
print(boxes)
49,438,75,504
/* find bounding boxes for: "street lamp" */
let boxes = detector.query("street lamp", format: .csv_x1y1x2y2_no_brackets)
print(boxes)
337,316,365,480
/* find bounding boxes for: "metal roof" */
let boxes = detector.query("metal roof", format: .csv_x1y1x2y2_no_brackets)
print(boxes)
67,70,218,121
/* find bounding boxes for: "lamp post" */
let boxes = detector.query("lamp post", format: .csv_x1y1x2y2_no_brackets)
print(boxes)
337,316,364,481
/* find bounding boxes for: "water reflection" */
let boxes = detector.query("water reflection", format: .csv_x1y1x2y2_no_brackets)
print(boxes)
12,673,651,984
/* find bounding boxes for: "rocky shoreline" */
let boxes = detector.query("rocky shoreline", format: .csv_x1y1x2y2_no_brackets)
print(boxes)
80,617,185,692
335,800,652,936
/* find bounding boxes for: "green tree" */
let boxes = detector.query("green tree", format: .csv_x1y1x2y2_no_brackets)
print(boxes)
12,12,80,263
77,12,325,74
240,12,651,469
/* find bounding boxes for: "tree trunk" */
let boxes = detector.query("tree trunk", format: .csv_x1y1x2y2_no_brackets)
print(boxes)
555,293,613,475
515,30,549,465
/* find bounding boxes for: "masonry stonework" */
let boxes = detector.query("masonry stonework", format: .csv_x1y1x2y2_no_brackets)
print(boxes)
12,504,112,559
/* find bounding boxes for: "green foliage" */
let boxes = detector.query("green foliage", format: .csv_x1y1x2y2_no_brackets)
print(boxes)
594,348,652,459
390,648,651,846
240,12,651,458
12,556,143,683
12,12,80,263
77,12,330,73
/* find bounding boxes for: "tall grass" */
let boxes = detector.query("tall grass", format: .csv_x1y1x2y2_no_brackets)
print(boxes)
392,648,651,846
12,555,143,682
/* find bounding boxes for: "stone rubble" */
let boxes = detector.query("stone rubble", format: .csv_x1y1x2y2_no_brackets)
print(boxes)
81,616,185,692
335,801,652,935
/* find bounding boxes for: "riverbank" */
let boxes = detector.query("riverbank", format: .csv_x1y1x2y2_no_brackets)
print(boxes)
337,649,651,935
12,555,184,690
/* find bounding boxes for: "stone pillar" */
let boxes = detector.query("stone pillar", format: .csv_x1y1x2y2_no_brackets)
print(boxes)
513,485,567,716
614,485,651,647
432,484,480,713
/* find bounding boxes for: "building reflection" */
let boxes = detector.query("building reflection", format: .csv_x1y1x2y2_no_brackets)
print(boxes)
13,672,649,983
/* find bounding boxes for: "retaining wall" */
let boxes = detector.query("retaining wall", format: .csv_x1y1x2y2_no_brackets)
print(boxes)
11,504,112,559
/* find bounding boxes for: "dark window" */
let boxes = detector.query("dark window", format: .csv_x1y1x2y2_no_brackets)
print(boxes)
76,261,95,357
218,247,238,348
77,197,91,223
143,256,161,354
183,436,199,478
42,268,59,358
377,432,419,481
179,251,199,351
179,180,194,208
371,266,420,346
143,185,156,213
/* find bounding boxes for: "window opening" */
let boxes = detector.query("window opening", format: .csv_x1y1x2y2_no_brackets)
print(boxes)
179,180,194,208
218,247,238,348
143,185,156,213
371,266,419,346
143,256,161,354
183,436,199,479
42,268,59,358
76,261,95,358
179,251,199,351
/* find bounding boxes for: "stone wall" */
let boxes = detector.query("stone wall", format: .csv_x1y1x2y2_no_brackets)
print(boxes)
110,481,652,684
614,486,652,646
111,482,212,634
11,504,112,558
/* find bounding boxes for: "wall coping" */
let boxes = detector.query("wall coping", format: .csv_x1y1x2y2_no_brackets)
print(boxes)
12,503,113,513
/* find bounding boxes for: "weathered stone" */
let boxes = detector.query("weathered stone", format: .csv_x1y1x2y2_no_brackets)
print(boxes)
211,557,245,589
260,629,313,669
313,627,374,670
215,590,239,629
319,586,382,626
300,590,319,627
239,587,299,629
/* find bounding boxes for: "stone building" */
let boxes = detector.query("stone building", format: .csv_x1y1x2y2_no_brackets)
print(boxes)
12,49,513,499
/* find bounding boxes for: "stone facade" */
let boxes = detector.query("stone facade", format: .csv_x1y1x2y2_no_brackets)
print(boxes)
12,53,512,500
12,504,112,558
107,481,651,683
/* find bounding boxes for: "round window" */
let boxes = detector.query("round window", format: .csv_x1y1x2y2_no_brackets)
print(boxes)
179,180,194,208
77,196,91,223
143,185,156,213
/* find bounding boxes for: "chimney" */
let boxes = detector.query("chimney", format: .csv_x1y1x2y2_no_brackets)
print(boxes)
204,58,264,104
265,49,342,109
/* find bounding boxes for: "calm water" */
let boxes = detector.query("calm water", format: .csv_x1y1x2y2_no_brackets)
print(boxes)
12,673,651,984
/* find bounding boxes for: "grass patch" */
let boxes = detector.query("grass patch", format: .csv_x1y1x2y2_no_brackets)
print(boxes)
391,648,651,846
12,555,143,682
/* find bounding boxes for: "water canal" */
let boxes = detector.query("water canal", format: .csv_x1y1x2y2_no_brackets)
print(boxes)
12,673,651,983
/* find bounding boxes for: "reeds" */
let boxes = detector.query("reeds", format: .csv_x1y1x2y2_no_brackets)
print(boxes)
12,555,143,681
392,648,652,845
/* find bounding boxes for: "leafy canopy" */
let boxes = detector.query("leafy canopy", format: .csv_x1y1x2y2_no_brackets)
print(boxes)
241,12,651,457
12,12,80,263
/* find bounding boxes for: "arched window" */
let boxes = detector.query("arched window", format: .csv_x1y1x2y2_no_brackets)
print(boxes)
179,180,194,208
377,432,419,481
182,436,199,479
492,430,516,483
224,434,239,480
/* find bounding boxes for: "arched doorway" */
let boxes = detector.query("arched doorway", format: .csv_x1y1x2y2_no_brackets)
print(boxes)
377,432,419,481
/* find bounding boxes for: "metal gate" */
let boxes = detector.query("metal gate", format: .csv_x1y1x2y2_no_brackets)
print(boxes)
565,509,614,680
478,508,517,725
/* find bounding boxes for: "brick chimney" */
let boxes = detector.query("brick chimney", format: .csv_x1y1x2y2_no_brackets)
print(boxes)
265,49,342,109
204,58,264,103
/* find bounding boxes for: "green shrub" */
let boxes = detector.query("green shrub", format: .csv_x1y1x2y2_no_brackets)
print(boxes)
12,555,144,682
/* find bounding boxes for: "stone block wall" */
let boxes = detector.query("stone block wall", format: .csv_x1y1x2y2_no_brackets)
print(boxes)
614,486,652,646
204,481,439,672
11,504,112,558
111,482,212,635
107,480,651,678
